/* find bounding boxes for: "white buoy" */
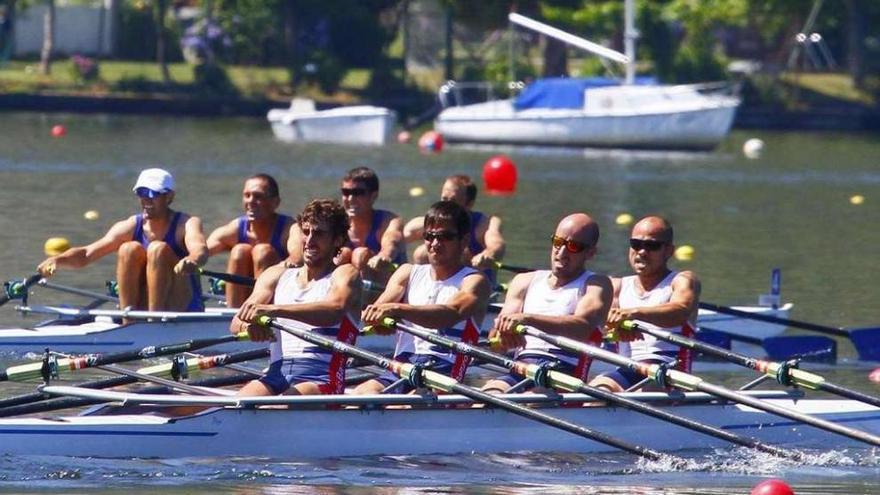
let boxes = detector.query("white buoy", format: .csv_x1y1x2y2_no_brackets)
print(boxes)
743,138,764,159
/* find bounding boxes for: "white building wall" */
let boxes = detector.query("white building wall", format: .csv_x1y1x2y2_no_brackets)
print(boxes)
14,4,115,57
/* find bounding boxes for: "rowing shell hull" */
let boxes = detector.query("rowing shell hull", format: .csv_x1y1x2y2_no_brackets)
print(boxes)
0,396,875,458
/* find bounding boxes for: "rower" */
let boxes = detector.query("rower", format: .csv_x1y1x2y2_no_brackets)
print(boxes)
589,215,701,392
288,166,405,286
37,168,207,312
404,174,505,282
353,200,490,394
483,213,612,394
232,199,361,396
206,174,294,307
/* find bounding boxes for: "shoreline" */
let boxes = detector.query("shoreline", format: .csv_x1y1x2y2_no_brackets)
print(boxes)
1,92,879,131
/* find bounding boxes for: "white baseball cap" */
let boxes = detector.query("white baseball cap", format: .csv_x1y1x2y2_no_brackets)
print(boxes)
133,168,175,198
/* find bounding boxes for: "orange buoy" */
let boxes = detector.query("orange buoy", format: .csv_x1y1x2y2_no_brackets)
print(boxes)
482,155,517,195
418,131,444,153
51,125,67,138
751,479,795,495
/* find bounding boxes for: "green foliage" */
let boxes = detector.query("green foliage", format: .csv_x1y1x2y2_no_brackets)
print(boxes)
193,62,238,96
117,1,183,62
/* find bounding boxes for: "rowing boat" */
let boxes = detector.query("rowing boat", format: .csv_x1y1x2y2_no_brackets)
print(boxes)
0,387,876,458
0,303,790,357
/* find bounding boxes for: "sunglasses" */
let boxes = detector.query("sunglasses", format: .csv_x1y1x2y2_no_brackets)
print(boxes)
551,235,589,254
423,230,459,242
340,187,369,197
135,187,165,199
629,238,667,251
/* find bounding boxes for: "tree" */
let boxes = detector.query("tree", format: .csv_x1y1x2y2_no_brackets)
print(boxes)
38,0,53,75
153,0,170,83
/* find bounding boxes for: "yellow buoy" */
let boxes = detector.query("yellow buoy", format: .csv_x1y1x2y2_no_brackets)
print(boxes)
674,245,695,261
44,237,71,256
84,210,100,220
850,194,865,205
615,213,634,226
409,186,424,197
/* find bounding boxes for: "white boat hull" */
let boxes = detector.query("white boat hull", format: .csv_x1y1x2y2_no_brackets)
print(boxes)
267,104,396,146
0,391,876,458
435,87,739,150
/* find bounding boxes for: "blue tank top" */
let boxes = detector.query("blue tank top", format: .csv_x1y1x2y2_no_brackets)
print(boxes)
236,214,291,259
469,211,486,255
132,212,203,311
350,209,407,264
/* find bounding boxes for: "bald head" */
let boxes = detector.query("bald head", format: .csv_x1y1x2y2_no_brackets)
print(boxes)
557,213,600,247
631,215,673,243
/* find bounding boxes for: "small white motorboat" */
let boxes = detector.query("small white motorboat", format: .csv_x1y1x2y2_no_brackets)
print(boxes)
267,98,396,146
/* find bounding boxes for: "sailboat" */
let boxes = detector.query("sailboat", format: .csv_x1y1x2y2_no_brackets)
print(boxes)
434,5,740,150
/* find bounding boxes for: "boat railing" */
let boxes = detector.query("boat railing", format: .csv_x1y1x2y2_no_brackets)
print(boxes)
439,80,504,108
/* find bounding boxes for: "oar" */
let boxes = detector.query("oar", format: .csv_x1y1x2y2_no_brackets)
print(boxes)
487,303,837,362
0,273,43,307
623,321,880,410
0,332,250,382
197,268,256,287
699,302,880,361
257,315,676,462
493,261,531,273
378,317,801,460
15,304,235,321
513,324,880,448
0,347,269,411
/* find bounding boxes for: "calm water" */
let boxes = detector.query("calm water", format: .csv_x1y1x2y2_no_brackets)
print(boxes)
0,112,878,493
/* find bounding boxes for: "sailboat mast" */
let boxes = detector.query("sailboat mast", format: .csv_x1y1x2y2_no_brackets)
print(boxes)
624,0,637,84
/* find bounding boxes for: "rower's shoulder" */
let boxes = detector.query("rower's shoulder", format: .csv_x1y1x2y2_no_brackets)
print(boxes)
671,270,701,292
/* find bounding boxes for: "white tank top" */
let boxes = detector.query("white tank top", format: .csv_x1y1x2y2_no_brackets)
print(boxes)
617,271,693,362
394,264,482,363
518,270,594,366
269,267,340,363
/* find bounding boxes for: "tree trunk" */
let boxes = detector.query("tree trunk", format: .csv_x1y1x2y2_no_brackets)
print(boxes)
107,0,119,57
155,0,170,84
845,0,865,89
283,0,299,85
542,37,568,77
39,0,54,75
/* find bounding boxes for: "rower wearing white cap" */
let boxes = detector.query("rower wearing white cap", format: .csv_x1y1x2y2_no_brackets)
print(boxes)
37,167,208,312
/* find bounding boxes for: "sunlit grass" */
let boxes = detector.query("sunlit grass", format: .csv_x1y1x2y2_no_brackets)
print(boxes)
780,72,877,106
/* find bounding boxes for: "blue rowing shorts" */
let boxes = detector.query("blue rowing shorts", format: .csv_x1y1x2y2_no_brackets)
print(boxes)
597,351,678,390
373,354,453,394
491,356,580,389
258,357,330,395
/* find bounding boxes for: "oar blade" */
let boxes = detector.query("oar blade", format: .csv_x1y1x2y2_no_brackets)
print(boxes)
762,336,837,363
848,327,880,362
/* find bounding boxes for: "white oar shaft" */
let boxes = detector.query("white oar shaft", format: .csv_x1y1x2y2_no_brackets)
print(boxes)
508,13,630,64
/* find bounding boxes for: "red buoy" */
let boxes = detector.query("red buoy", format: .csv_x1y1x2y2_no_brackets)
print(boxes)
869,367,880,383
751,479,795,495
482,155,517,195
51,125,67,138
418,131,443,153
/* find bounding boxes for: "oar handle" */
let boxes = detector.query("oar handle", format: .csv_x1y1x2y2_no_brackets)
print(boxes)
493,261,531,273
197,268,256,287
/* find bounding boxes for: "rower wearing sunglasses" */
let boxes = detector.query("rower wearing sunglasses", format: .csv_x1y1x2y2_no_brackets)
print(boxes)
588,215,701,393
36,168,208,312
288,167,405,286
353,200,490,395
482,213,612,394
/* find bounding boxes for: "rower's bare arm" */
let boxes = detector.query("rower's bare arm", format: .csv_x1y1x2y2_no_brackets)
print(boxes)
482,215,505,260
376,215,404,262
489,272,532,349
625,271,701,328
206,219,240,256
361,264,411,330
402,216,425,243
514,274,612,341
232,264,284,337
37,217,135,276
373,272,490,330
285,223,304,266
175,215,208,274
270,264,363,327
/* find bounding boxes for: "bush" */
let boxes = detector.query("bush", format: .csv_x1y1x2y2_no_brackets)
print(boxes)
69,55,99,83
193,62,238,96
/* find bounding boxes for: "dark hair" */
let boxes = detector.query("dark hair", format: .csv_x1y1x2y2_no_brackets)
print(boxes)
424,200,471,238
297,199,350,244
445,174,477,204
342,167,379,192
247,173,280,198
